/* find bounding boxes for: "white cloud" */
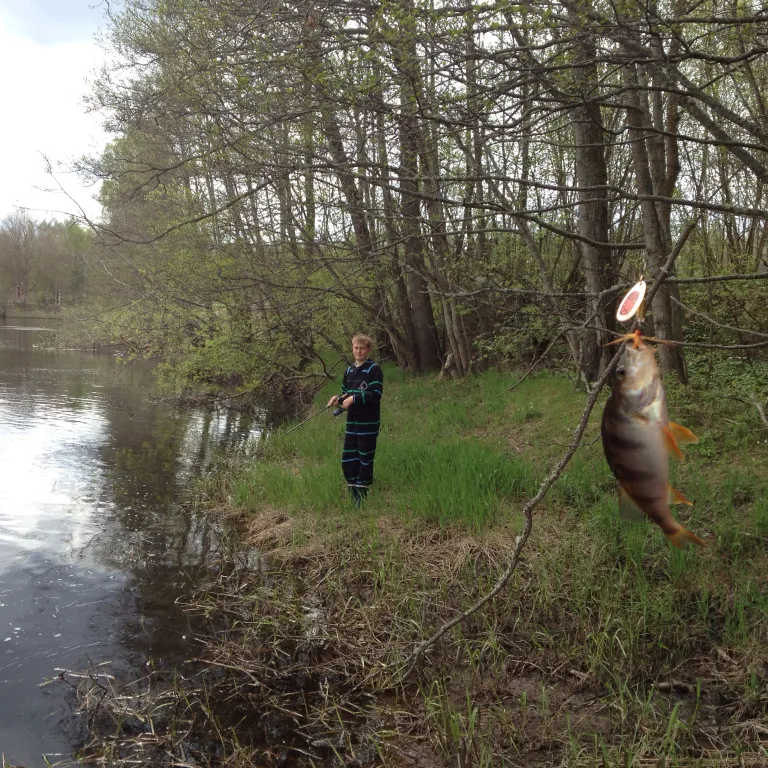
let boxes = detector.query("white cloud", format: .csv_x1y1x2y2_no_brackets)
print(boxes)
0,10,110,223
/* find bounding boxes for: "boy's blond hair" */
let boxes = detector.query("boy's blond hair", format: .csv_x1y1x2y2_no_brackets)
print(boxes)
352,333,373,350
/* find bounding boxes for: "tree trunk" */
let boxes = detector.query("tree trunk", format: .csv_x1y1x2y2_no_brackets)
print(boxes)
398,104,441,372
570,8,614,382
394,3,441,372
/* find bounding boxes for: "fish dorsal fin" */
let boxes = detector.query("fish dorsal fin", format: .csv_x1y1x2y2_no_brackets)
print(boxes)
662,425,686,462
668,421,698,445
619,486,647,522
668,484,693,506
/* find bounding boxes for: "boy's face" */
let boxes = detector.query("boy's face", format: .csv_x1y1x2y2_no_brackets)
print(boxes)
352,341,370,363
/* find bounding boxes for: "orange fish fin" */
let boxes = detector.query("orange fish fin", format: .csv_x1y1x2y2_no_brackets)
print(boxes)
665,527,706,549
603,330,674,348
668,421,698,445
662,426,685,462
604,332,635,347
619,486,646,522
605,330,645,349
668,484,693,506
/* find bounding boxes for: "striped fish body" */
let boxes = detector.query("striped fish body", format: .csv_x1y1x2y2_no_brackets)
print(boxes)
602,374,675,534
601,341,705,549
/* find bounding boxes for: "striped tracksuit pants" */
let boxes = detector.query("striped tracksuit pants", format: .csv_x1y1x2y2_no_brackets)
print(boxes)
342,419,379,490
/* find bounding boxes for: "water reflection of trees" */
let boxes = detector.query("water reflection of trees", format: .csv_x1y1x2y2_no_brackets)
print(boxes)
84,364,265,665
0,331,272,759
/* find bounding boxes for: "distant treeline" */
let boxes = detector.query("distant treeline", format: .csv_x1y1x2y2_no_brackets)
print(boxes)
0,212,93,308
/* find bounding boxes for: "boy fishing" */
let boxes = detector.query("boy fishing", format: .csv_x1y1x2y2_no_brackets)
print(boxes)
327,334,384,505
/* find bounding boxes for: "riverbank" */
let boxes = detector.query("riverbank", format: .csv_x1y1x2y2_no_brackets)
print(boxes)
2,306,63,320
73,366,768,766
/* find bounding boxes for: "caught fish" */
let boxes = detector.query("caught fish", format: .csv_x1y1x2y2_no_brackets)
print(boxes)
601,330,705,549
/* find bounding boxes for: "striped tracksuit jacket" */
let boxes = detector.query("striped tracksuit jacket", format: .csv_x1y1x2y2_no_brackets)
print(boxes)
340,359,384,491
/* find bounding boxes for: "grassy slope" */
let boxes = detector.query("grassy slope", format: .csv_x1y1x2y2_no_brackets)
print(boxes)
219,365,767,766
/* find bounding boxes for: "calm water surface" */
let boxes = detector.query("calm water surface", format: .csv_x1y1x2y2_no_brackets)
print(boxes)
0,320,263,765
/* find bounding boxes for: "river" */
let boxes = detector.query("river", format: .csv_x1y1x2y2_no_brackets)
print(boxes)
0,319,263,766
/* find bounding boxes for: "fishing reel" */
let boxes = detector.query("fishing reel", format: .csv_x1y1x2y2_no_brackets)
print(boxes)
332,407,344,417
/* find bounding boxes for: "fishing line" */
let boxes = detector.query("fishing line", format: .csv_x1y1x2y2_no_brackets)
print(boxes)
254,401,343,455
269,403,334,441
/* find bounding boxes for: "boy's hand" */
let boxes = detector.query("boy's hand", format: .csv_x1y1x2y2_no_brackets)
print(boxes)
327,395,339,407
341,396,354,409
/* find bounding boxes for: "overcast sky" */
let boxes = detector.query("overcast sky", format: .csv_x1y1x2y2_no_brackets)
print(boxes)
0,0,112,223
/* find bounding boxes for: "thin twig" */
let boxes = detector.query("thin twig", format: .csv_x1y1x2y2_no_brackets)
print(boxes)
645,221,697,309
506,328,566,392
669,295,768,339
670,272,768,285
667,340,768,350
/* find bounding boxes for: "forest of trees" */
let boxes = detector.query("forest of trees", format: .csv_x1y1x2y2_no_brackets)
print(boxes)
75,0,768,396
0,212,91,308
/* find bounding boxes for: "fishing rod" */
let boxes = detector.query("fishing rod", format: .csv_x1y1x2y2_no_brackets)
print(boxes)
260,402,340,449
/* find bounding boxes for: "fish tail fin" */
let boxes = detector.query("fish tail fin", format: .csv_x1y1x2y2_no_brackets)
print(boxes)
665,526,707,550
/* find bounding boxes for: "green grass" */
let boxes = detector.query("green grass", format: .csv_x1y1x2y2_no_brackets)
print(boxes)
235,367,568,526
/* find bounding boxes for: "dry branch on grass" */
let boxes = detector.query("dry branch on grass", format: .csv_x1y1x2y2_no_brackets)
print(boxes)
403,349,619,672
